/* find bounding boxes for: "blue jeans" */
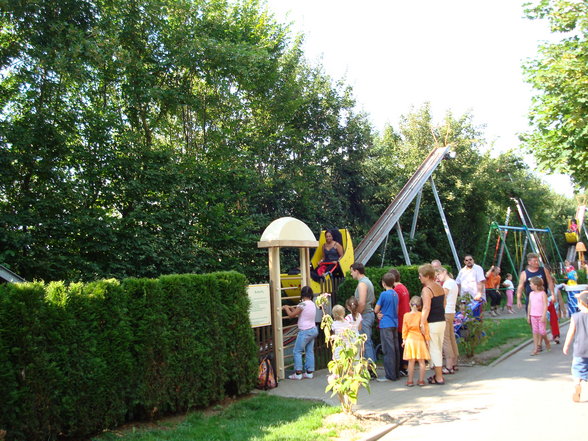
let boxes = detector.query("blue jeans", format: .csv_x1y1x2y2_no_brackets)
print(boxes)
293,326,319,372
380,327,400,380
360,311,376,363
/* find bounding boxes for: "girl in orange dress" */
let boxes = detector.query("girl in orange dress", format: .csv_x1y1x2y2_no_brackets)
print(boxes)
402,296,431,386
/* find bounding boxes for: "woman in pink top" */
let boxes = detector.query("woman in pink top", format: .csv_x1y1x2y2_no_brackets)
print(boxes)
527,276,551,356
282,286,319,379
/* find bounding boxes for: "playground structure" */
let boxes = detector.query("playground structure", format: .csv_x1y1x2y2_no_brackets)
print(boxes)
564,197,587,266
257,217,318,379
354,145,461,271
481,221,564,281
257,144,461,378
482,197,566,281
0,264,24,283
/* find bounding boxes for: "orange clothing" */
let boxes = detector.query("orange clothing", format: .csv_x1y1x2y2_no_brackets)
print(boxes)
402,311,430,361
485,272,501,290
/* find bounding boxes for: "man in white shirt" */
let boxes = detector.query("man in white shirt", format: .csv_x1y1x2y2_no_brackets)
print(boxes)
455,255,486,301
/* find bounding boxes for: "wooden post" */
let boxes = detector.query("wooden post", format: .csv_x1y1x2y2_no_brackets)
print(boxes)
268,247,285,379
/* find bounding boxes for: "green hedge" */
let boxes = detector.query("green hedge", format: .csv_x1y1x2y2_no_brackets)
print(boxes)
337,265,424,306
0,272,257,441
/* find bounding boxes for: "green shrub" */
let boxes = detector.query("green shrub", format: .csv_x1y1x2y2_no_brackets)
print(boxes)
336,265,424,306
0,271,257,441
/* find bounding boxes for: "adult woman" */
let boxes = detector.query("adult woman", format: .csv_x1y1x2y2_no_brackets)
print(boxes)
419,264,446,385
282,286,319,380
316,230,344,277
436,267,459,374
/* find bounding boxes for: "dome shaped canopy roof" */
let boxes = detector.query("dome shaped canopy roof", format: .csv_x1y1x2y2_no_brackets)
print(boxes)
258,217,318,248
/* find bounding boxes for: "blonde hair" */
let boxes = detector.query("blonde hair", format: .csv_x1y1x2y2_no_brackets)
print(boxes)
332,304,345,321
418,263,435,279
409,296,423,311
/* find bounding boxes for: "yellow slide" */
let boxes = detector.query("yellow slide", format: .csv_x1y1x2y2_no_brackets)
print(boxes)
280,229,354,297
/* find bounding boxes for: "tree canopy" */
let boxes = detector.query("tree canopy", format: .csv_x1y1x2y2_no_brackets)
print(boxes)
523,0,588,189
0,0,574,282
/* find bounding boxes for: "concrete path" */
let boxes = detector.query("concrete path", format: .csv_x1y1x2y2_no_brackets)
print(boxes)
268,320,586,440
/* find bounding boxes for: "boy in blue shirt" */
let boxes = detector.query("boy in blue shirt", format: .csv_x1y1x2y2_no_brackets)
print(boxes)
374,272,400,381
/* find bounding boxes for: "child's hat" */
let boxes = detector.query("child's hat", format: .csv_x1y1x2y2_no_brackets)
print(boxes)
577,291,588,305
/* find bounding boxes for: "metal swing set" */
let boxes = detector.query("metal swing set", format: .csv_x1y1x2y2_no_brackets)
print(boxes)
481,199,564,282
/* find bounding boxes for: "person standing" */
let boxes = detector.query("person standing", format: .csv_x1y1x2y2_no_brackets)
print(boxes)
563,291,588,402
503,273,515,314
419,264,446,385
485,265,502,316
436,267,459,374
456,255,486,301
388,268,410,376
516,252,560,344
527,277,551,356
282,286,319,380
374,272,400,381
350,262,377,375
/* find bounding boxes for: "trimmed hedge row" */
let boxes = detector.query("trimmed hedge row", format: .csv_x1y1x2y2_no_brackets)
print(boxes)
0,271,257,441
337,265,424,306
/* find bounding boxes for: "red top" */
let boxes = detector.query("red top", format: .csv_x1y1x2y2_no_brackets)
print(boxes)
394,283,411,331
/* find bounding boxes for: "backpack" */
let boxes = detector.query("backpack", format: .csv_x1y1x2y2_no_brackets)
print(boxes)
256,356,277,390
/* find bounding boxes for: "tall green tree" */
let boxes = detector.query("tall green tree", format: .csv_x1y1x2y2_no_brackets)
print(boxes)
365,104,571,270
523,0,588,189
0,0,372,282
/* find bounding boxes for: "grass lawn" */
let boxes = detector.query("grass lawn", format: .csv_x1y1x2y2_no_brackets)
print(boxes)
457,317,532,362
92,394,353,441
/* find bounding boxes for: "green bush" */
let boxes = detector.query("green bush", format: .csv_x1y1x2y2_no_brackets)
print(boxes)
0,271,257,441
336,265,424,306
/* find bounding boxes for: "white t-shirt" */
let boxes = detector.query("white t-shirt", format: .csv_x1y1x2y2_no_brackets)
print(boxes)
503,279,515,291
344,313,362,332
443,278,459,314
456,264,486,300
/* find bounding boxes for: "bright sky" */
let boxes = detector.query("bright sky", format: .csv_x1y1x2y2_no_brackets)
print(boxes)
264,0,575,197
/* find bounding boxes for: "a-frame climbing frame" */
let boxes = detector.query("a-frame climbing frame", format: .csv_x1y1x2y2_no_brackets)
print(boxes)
354,145,460,271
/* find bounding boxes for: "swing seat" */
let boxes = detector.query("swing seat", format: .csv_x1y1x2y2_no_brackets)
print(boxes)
565,231,579,244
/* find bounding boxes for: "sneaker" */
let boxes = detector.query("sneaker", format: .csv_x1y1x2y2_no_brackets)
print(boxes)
289,373,302,380
302,372,314,379
399,369,408,377
376,377,391,382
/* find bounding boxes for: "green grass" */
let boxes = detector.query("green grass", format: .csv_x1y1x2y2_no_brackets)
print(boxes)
457,317,531,358
92,394,345,441
474,318,530,353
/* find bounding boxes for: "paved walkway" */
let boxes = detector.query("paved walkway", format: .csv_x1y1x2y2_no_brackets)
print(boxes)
269,319,586,440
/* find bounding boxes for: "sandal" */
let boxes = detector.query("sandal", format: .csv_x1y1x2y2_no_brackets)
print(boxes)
406,381,414,387
442,367,455,375
427,376,445,385
417,381,426,387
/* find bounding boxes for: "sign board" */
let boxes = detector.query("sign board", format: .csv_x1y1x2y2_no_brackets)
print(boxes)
248,284,271,328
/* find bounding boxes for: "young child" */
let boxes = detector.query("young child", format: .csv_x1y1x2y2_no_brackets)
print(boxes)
282,286,318,380
527,276,551,356
345,296,363,332
374,272,400,381
502,273,515,314
563,291,588,402
331,304,351,360
402,296,430,387
388,268,410,376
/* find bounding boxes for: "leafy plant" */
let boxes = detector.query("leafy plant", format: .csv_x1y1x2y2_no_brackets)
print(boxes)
315,294,374,414
456,293,490,358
